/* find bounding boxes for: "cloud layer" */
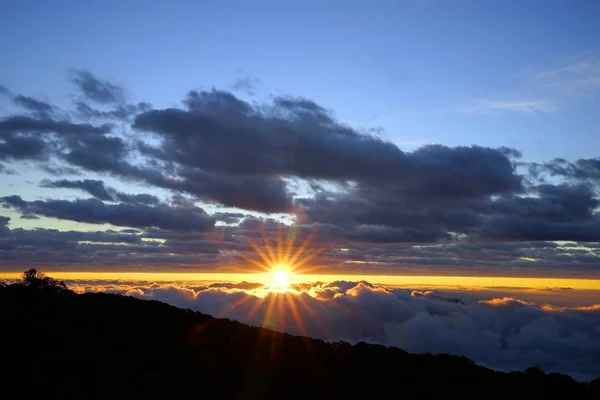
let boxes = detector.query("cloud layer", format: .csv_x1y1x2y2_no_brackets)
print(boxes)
64,279,600,382
0,70,599,273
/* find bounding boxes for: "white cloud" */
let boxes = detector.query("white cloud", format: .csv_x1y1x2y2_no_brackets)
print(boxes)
69,279,600,382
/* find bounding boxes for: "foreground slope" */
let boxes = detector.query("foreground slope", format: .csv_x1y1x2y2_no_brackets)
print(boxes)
1,282,599,399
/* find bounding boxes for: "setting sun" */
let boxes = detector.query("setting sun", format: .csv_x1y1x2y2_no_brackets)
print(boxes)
273,269,289,286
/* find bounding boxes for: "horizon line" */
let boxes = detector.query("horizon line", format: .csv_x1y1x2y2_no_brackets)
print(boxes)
2,271,600,291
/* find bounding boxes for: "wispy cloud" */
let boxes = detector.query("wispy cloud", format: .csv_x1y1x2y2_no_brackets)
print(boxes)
456,99,557,115
456,52,600,116
525,52,600,99
231,70,261,96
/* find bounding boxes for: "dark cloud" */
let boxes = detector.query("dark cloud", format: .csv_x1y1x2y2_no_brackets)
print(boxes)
231,74,260,95
492,184,599,223
75,101,152,121
208,281,264,290
0,195,214,232
132,89,522,213
539,157,600,182
158,169,292,212
12,95,54,116
0,115,111,135
0,223,228,268
0,134,47,161
0,215,10,237
0,85,11,96
0,113,110,165
0,209,598,273
40,179,114,201
0,70,598,268
0,163,17,174
68,69,125,104
482,217,600,242
40,179,160,205
19,213,39,220
1,214,127,249
212,212,247,224
63,134,130,173
482,183,600,241
42,165,82,176
133,91,408,182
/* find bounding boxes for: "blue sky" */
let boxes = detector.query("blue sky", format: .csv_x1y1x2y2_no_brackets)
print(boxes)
1,0,599,275
2,0,599,160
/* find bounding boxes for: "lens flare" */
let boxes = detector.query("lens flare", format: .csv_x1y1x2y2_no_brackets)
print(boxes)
208,216,342,369
237,220,330,287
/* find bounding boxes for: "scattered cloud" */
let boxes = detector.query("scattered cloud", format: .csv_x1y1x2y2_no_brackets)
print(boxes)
0,85,11,97
39,179,161,205
68,69,126,104
0,196,215,232
12,95,56,118
231,72,261,96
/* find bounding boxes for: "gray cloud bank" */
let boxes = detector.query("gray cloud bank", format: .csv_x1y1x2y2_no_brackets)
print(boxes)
0,70,599,273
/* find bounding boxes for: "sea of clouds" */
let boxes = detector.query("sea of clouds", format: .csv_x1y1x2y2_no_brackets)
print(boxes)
63,279,600,382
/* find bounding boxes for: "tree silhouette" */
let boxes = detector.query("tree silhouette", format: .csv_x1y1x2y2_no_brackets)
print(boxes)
21,268,68,291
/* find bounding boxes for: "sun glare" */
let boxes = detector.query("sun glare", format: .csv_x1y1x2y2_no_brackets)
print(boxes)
236,218,329,291
213,220,333,336
273,269,289,288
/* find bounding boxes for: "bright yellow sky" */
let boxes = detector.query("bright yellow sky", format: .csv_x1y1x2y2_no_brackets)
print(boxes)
2,271,600,291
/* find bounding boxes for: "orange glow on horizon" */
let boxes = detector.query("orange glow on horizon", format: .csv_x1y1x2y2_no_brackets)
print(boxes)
1,271,600,291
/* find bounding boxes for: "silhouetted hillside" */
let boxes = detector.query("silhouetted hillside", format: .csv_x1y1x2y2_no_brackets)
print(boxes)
1,271,599,399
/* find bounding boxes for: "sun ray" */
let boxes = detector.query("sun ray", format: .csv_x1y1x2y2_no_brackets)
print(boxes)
276,227,284,265
284,292,308,337
238,256,271,273
283,225,298,265
246,295,269,321
260,227,277,265
217,294,252,317
262,293,278,329
289,249,326,274
277,293,285,331
293,293,331,337
244,237,273,272
287,227,319,268
284,292,325,371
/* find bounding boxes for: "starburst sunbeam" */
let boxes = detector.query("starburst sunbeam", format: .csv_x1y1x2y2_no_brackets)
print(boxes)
237,220,335,291
212,219,340,361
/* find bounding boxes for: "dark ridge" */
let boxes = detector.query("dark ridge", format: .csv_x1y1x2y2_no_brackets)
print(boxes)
1,270,599,399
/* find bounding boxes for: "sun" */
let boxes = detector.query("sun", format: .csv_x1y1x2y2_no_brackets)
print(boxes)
272,268,289,288
268,265,292,292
